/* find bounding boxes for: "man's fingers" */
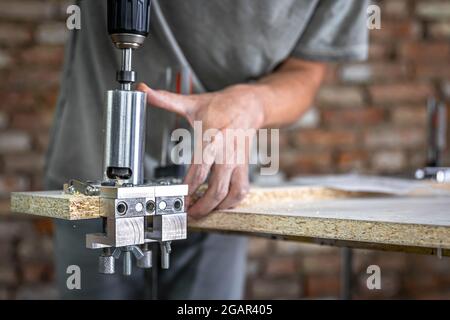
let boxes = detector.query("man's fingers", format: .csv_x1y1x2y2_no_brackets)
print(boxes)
183,133,221,207
217,165,249,210
188,164,234,219
183,162,213,208
137,82,196,118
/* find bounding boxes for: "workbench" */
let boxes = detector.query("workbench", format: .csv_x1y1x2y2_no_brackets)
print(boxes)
10,175,450,257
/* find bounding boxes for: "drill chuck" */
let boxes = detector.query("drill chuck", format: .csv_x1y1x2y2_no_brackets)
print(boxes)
108,0,152,49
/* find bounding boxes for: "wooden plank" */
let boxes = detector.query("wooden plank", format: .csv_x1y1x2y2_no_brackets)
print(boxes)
10,183,450,252
11,191,101,220
189,196,450,250
10,186,366,221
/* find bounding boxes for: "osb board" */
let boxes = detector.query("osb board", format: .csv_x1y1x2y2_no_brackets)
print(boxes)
190,196,450,250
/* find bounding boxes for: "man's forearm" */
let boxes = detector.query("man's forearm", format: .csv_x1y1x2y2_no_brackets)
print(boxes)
242,58,326,129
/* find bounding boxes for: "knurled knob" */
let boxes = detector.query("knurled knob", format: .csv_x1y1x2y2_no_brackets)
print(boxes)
99,255,115,274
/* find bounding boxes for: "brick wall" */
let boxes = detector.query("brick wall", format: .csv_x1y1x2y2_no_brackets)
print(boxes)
0,0,68,299
0,0,449,299
281,0,450,177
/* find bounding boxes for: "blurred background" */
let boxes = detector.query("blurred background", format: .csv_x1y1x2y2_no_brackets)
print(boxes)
0,0,450,299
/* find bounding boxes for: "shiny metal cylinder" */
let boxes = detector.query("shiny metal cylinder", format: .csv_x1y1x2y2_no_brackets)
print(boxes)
160,242,171,269
122,48,132,71
123,250,132,276
120,48,133,91
103,90,147,185
137,249,152,269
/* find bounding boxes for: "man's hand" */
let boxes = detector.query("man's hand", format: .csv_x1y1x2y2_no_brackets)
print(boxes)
137,83,263,219
137,58,326,219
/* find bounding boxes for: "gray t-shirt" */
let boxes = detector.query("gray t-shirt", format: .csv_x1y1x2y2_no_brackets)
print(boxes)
45,0,369,185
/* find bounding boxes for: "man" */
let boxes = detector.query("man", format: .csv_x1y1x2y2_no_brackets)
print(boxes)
45,0,369,299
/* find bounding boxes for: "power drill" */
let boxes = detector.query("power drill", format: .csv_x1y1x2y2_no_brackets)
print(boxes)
70,0,189,276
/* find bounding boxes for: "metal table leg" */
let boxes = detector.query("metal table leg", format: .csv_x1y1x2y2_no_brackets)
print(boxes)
340,247,353,300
